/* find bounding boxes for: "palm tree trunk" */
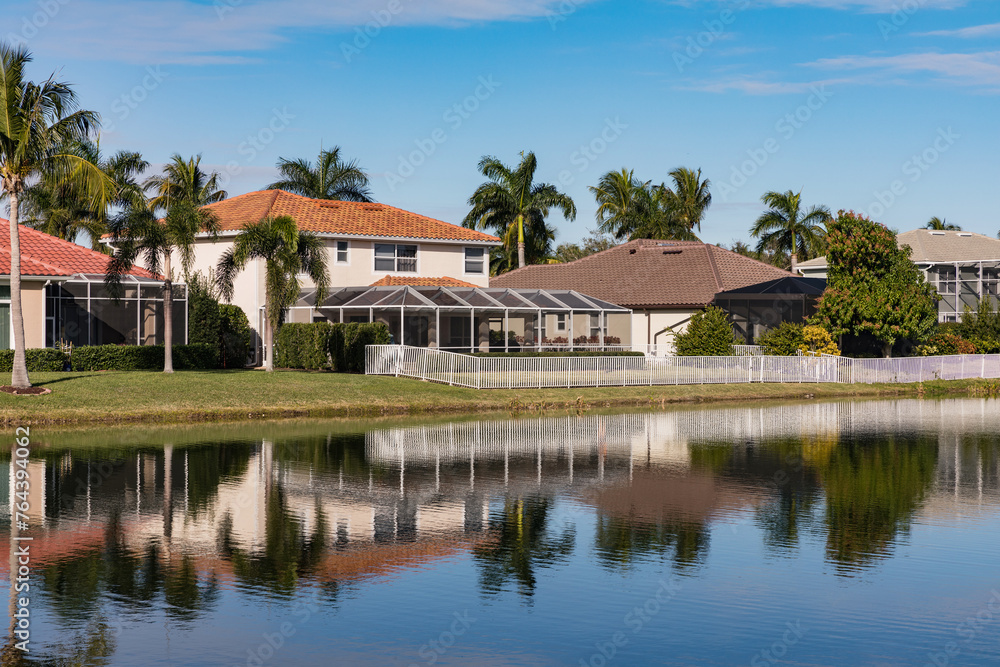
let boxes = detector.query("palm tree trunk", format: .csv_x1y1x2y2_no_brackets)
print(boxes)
516,214,526,268
162,252,174,374
8,190,31,389
265,310,274,372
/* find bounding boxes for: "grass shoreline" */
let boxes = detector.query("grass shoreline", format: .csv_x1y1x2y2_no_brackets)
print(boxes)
0,370,988,428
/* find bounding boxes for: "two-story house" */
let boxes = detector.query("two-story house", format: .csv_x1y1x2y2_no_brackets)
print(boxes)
175,189,503,361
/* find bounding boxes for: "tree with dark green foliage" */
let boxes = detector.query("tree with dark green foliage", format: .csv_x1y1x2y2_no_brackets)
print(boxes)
756,322,805,356
219,305,252,368
810,211,938,357
551,230,617,263
955,297,1000,352
187,272,222,347
267,146,373,202
673,306,737,356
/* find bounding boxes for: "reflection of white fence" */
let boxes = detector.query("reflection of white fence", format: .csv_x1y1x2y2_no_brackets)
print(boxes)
365,346,1000,389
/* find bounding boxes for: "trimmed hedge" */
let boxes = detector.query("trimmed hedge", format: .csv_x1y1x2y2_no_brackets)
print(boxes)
70,344,219,371
0,348,70,372
472,351,645,358
275,322,391,372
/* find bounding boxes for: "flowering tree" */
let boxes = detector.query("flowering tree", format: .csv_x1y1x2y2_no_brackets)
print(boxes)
810,211,937,357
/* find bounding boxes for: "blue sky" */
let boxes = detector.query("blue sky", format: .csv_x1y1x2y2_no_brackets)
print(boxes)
3,0,998,248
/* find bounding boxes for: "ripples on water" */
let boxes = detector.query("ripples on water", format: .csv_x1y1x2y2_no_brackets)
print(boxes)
2,399,1000,665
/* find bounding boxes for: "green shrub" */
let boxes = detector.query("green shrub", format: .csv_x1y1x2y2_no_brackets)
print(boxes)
755,322,804,356
920,332,975,356
275,322,391,372
187,273,222,348
219,305,252,368
0,348,69,372
70,344,219,371
674,306,738,356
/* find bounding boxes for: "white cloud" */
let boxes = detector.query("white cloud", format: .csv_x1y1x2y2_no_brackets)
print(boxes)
1,0,597,65
916,22,1000,38
806,50,1000,90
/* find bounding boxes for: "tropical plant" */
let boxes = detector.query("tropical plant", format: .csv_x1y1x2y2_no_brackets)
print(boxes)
21,139,147,249
216,215,330,372
106,200,220,372
551,231,617,263
267,146,373,202
489,219,557,274
589,168,654,241
145,153,226,212
810,211,938,357
799,325,840,356
464,151,576,269
0,42,114,388
673,306,737,356
660,166,712,234
925,216,960,231
750,190,831,267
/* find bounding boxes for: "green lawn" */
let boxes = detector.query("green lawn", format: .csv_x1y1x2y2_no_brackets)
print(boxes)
0,369,983,427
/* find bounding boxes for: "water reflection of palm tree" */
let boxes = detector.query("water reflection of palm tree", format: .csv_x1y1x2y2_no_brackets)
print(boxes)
594,517,709,570
821,436,937,572
473,496,575,598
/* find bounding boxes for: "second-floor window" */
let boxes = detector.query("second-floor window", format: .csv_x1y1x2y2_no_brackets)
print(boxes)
465,247,485,275
937,267,957,295
375,243,417,272
336,241,349,264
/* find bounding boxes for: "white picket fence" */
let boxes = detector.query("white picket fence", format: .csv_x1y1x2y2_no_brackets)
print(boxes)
365,345,1000,389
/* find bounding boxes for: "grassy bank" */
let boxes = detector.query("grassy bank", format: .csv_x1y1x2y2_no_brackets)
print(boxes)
0,370,989,427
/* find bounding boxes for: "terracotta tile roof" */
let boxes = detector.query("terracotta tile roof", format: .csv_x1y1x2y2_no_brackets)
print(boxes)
490,239,791,309
370,275,478,287
202,190,501,244
0,220,157,279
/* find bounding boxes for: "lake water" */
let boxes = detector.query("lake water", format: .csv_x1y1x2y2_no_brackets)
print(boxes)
3,399,1000,666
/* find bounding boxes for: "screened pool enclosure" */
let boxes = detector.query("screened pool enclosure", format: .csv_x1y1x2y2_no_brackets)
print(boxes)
42,274,186,348
285,285,632,353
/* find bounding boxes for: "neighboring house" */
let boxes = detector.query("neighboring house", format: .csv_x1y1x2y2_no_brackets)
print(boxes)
162,190,502,361
796,229,1000,322
713,276,827,344
491,239,791,351
0,221,172,350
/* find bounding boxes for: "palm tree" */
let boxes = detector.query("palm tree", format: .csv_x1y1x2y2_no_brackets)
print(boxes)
267,146,373,202
0,42,113,388
464,151,576,269
145,154,227,211
660,166,712,234
925,216,960,231
750,190,831,268
589,168,654,241
490,219,557,274
22,139,147,250
216,215,330,372
105,199,220,373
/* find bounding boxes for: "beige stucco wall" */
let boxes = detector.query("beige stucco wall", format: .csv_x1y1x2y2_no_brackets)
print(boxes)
630,309,697,353
21,281,47,349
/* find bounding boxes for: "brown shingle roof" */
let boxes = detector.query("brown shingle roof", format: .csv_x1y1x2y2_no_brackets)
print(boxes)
202,190,500,244
0,221,157,279
370,276,478,288
490,239,791,309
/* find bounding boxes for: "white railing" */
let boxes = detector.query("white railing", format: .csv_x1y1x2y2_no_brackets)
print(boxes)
733,345,766,356
366,346,1000,389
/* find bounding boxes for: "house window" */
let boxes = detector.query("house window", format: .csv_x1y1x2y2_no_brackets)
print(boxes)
464,247,485,275
336,241,349,264
374,244,417,273
556,313,567,332
937,267,957,295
